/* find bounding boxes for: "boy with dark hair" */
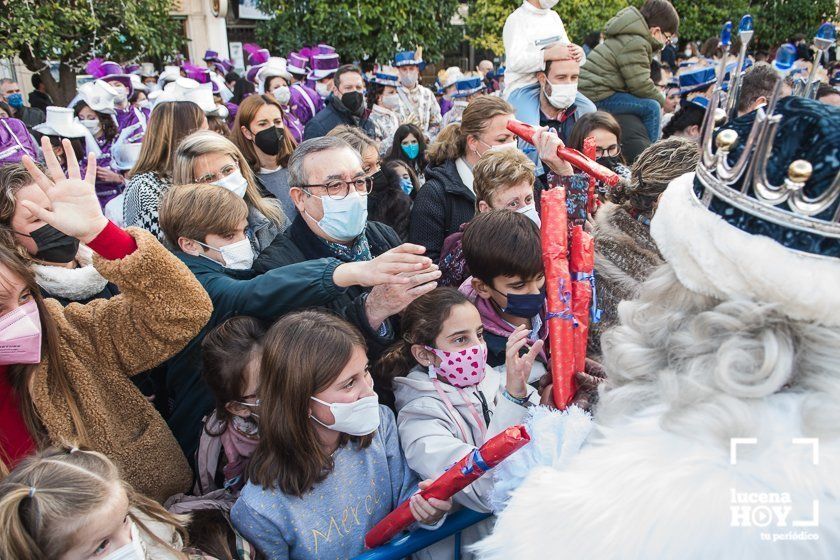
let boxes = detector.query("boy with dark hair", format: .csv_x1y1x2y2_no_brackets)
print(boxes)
579,0,680,143
460,210,547,374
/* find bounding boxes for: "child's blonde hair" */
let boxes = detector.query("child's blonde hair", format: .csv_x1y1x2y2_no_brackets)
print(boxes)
0,444,190,560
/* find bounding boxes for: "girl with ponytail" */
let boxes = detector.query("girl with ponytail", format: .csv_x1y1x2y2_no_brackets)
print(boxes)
0,444,199,560
376,287,542,559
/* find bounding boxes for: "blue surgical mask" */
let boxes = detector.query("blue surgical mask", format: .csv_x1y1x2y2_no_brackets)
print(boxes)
307,190,368,241
6,93,23,108
402,143,420,160
399,177,414,195
495,288,546,319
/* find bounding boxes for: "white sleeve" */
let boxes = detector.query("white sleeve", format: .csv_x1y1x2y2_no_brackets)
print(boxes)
503,13,547,75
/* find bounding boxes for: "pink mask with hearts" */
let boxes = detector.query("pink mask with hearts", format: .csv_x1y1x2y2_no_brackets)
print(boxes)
425,342,488,388
0,300,42,365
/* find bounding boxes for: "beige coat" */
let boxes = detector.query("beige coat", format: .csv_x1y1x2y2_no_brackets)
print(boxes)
32,228,213,502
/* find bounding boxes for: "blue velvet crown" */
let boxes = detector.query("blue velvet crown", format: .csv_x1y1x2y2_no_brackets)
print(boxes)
693,17,840,257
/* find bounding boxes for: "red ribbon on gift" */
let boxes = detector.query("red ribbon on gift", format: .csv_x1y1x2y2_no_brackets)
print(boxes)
364,425,531,549
506,119,620,187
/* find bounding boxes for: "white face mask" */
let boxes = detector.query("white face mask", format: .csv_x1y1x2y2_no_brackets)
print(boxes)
212,169,248,198
273,85,291,105
538,0,559,8
102,520,146,560
112,86,128,105
81,118,101,135
399,73,418,89
196,237,255,270
487,140,518,154
545,80,577,109
316,82,331,98
517,203,542,227
310,394,380,436
380,93,401,110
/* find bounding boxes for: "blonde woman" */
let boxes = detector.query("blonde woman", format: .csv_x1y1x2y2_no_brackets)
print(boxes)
0,444,206,560
173,130,288,253
122,101,207,240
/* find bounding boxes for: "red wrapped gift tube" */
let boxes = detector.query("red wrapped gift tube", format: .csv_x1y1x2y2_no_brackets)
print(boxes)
582,136,600,215
569,226,595,374
506,119,620,187
540,187,576,408
364,425,531,549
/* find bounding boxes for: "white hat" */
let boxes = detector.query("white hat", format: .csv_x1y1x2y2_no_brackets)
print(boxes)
33,107,102,156
75,80,119,114
256,57,293,94
130,74,149,93
34,106,89,138
157,78,228,117
158,65,183,86
139,62,157,77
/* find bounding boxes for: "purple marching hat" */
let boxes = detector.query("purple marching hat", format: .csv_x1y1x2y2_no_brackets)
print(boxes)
204,50,221,62
243,43,270,67
310,53,341,80
85,58,134,97
183,63,212,85
316,44,336,54
287,52,309,75
125,64,140,75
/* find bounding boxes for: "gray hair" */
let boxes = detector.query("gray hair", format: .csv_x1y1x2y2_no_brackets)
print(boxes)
288,136,361,188
596,263,840,444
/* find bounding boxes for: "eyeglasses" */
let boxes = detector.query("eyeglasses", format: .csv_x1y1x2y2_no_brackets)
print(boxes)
595,145,622,158
300,176,374,200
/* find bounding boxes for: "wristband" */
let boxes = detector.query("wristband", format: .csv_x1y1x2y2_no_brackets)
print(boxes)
502,388,532,407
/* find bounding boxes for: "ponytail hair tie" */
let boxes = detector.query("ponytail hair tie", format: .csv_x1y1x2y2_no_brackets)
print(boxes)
69,446,79,454
28,486,36,498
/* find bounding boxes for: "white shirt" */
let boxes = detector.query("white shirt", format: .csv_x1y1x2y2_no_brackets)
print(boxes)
455,156,474,194
503,1,584,96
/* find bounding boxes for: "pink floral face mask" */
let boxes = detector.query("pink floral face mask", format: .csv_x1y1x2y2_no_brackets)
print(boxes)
425,342,488,388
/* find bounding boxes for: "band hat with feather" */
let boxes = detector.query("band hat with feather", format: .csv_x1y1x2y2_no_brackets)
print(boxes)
256,58,293,93
651,19,840,327
372,66,399,87
679,66,716,95
394,49,424,68
85,59,133,97
76,80,120,114
437,66,464,92
451,75,486,98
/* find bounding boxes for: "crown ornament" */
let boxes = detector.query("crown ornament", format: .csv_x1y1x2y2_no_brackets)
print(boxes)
694,18,840,253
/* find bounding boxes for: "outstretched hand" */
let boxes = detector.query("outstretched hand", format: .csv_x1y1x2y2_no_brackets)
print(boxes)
332,243,434,288
20,137,108,244
505,325,544,399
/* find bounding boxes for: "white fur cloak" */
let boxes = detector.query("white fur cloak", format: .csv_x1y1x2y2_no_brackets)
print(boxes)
474,394,840,559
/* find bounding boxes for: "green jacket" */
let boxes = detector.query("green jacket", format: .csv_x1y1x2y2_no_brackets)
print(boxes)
578,6,665,106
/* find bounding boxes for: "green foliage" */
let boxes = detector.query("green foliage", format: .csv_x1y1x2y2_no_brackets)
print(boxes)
465,0,838,55
255,0,463,64
0,0,183,69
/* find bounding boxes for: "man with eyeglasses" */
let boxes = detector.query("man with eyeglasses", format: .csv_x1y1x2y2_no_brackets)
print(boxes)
253,136,441,359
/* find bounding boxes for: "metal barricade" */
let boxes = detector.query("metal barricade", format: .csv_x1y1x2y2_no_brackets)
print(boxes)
351,509,491,560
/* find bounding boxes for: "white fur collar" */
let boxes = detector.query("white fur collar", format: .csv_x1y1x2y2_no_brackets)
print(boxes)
475,394,840,559
651,173,840,326
31,246,109,301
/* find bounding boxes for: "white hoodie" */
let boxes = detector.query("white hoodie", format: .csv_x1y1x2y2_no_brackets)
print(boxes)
503,1,585,96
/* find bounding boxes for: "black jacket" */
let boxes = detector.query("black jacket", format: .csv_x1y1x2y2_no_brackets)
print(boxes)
252,215,402,357
408,158,476,263
28,90,53,113
40,283,120,307
303,94,375,140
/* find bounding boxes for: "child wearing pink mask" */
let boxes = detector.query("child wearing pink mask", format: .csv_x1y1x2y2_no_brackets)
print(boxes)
376,287,542,559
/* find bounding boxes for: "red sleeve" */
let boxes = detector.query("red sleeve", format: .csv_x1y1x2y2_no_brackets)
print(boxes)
0,366,37,467
86,221,138,260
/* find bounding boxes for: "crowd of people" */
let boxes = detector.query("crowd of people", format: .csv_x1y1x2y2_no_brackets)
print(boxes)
0,0,838,558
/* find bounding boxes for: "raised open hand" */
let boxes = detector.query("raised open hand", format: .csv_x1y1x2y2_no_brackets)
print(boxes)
505,324,544,399
20,137,108,244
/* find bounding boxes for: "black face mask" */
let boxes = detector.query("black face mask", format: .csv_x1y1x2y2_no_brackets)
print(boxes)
596,156,623,172
371,168,389,191
252,126,285,156
22,224,80,263
341,91,366,116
